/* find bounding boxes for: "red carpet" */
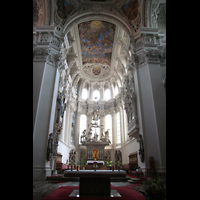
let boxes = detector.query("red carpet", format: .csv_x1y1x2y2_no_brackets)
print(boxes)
41,185,146,200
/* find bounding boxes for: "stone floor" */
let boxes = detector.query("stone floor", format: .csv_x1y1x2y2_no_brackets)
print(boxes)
33,180,143,200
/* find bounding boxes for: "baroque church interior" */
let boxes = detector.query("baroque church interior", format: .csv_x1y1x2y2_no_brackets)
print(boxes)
33,0,166,199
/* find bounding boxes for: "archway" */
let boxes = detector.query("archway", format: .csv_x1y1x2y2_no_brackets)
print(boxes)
62,12,132,37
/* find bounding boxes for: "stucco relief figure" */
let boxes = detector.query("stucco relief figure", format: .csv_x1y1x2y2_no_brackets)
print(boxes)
152,12,158,28
105,150,111,162
115,150,122,164
56,92,66,126
137,134,144,162
80,150,86,161
92,110,100,121
88,128,93,139
105,129,110,138
46,133,53,161
93,133,99,141
81,129,87,142
69,150,76,164
100,125,105,138
105,129,111,144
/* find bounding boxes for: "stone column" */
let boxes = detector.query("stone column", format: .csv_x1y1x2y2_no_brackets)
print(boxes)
100,114,105,138
64,102,71,144
123,109,128,143
75,112,81,147
67,109,73,145
111,111,117,147
119,106,125,145
131,27,166,173
60,108,66,141
89,83,94,101
33,26,62,180
100,82,104,101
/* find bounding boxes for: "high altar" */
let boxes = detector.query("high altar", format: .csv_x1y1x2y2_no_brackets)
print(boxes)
80,109,111,165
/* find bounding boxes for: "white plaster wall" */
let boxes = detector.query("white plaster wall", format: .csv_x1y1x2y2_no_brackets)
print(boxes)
121,139,139,165
57,140,71,164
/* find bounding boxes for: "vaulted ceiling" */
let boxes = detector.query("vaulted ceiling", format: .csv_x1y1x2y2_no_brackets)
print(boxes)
33,0,166,95
68,20,128,89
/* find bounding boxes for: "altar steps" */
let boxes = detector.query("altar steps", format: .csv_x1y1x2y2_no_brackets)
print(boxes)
110,177,129,182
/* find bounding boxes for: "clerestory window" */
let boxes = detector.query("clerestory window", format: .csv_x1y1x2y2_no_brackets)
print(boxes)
93,90,100,101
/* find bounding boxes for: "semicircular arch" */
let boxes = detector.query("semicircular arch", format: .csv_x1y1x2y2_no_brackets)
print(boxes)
62,12,133,37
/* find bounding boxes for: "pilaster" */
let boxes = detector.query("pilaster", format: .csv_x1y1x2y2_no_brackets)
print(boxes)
74,111,81,148
119,106,125,146
67,108,73,145
111,111,117,147
64,102,71,144
130,27,166,172
33,25,66,179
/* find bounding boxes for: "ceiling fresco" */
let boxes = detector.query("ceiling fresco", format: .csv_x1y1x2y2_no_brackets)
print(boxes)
122,0,139,21
78,20,116,66
57,0,74,19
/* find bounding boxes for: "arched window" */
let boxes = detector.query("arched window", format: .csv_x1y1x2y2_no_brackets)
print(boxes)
82,88,88,100
105,114,112,144
93,90,100,101
74,86,78,95
79,114,87,144
104,89,111,101
116,112,121,144
115,86,119,96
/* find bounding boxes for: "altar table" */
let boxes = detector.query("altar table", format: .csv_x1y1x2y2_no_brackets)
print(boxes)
64,170,126,196
86,160,104,165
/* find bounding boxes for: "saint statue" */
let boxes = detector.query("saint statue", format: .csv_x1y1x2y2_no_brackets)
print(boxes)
92,110,100,121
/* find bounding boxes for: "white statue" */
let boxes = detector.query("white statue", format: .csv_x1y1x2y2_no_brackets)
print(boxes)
105,129,111,144
105,129,110,138
81,129,87,142
92,110,100,121
152,12,158,28
88,128,93,138
93,133,98,141
100,125,105,138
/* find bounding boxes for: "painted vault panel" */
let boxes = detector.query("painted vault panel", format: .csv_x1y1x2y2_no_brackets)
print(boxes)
78,20,116,66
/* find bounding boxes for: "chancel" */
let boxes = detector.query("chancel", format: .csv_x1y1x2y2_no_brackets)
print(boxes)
33,0,166,199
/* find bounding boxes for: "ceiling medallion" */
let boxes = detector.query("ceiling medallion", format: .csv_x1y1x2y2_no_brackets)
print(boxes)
90,20,103,29
82,64,111,80
92,66,101,75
